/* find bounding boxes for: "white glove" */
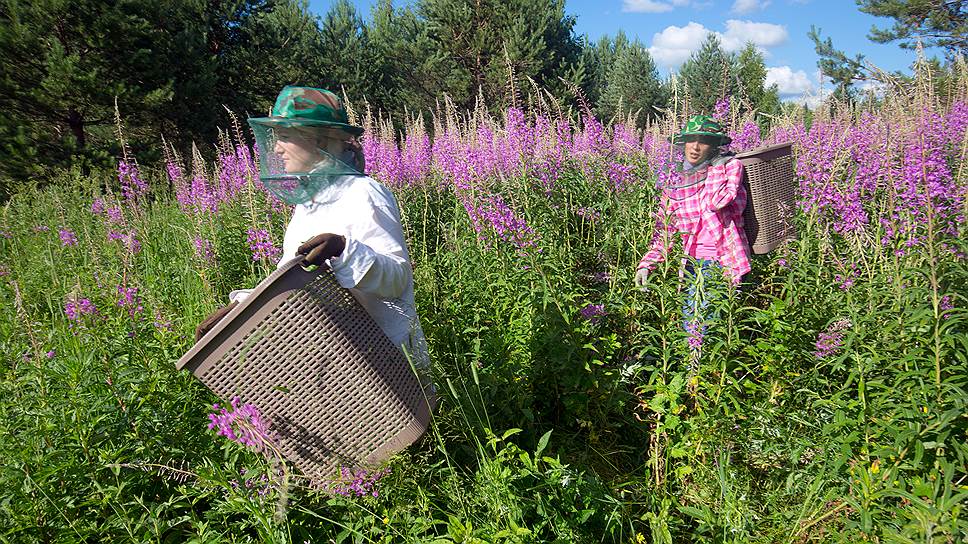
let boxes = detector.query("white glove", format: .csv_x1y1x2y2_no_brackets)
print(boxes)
634,268,649,290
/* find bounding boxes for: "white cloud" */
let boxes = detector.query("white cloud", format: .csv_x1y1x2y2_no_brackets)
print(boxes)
720,20,788,51
857,79,888,97
622,0,689,13
765,66,834,107
766,66,813,95
648,20,787,69
648,22,712,68
791,89,833,109
732,0,770,13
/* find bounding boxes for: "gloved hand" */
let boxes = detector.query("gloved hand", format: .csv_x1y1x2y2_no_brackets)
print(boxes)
297,233,346,267
195,301,239,342
634,268,650,290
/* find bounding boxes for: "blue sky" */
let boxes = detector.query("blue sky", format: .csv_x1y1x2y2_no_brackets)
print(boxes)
308,0,938,103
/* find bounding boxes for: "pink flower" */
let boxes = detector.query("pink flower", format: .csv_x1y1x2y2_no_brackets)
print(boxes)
246,229,281,262
59,229,77,247
207,397,275,453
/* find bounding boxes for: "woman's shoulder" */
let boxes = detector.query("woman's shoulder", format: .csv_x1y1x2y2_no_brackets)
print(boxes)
711,154,740,167
709,155,744,176
343,175,400,209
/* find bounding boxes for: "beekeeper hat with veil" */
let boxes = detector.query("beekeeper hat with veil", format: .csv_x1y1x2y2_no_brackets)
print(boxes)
247,86,365,205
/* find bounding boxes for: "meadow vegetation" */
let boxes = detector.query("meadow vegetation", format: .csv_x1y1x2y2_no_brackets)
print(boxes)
1,63,966,543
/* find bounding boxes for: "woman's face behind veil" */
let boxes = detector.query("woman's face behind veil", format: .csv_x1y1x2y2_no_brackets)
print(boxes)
683,135,718,166
272,128,324,174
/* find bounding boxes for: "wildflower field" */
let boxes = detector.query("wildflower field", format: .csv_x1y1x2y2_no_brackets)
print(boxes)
1,75,967,543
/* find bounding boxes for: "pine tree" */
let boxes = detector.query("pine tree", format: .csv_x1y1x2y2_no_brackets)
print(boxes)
365,0,453,118
585,32,628,116
416,0,584,111
735,43,780,125
598,35,667,124
217,0,330,122
0,0,326,184
678,34,738,115
0,0,210,179
860,0,967,55
808,26,868,100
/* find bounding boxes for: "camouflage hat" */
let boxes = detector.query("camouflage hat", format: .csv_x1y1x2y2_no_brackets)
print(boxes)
248,86,363,136
670,115,731,146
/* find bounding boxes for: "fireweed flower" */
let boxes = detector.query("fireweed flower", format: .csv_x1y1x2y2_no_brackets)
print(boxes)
714,96,731,123
153,308,173,332
575,207,601,223
59,229,77,247
106,206,125,226
45,350,55,359
611,123,640,155
118,160,148,201
64,298,98,323
33,225,50,233
193,237,216,263
592,271,611,283
116,285,143,317
180,175,219,215
246,229,281,262
940,295,953,318
229,469,273,499
325,467,391,499
814,318,851,359
91,197,105,215
580,303,606,324
462,195,538,250
207,397,274,453
886,109,964,247
729,121,763,152
108,231,142,254
606,161,634,192
685,320,704,352
834,272,855,291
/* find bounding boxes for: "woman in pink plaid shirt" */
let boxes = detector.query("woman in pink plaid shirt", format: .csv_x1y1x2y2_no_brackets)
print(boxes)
635,115,752,343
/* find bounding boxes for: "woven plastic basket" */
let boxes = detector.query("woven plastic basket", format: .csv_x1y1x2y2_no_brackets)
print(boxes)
735,142,797,254
176,257,434,482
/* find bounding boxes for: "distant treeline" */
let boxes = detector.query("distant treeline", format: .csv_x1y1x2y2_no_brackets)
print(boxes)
2,0,786,191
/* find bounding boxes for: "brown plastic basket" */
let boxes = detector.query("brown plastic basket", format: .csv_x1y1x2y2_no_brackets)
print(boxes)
735,141,797,254
176,257,434,482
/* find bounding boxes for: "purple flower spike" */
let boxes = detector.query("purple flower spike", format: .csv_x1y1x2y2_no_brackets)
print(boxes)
59,229,77,247
207,397,275,454
246,229,281,263
814,318,852,359
325,466,391,499
580,303,606,324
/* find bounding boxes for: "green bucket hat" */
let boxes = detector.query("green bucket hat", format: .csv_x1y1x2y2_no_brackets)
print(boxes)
670,115,731,146
248,86,363,136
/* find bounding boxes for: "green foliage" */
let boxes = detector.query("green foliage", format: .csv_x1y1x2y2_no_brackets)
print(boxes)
678,34,738,115
589,32,668,124
414,0,585,112
735,43,781,127
859,0,967,55
2,106,966,541
0,0,335,191
808,25,869,100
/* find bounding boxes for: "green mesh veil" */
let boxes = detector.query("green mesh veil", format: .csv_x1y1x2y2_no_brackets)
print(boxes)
248,122,361,205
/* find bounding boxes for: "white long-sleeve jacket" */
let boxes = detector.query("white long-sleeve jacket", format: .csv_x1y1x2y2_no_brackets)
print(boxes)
230,175,429,369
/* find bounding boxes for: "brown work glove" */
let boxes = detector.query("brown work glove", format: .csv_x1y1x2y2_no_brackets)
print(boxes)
297,233,346,267
195,301,239,342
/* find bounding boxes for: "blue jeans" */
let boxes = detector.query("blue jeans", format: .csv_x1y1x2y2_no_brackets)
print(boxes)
682,259,722,350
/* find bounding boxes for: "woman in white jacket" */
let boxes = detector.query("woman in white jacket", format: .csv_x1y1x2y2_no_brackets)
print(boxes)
195,86,428,370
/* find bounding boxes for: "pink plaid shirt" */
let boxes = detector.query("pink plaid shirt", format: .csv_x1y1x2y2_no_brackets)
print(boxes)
638,158,752,283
